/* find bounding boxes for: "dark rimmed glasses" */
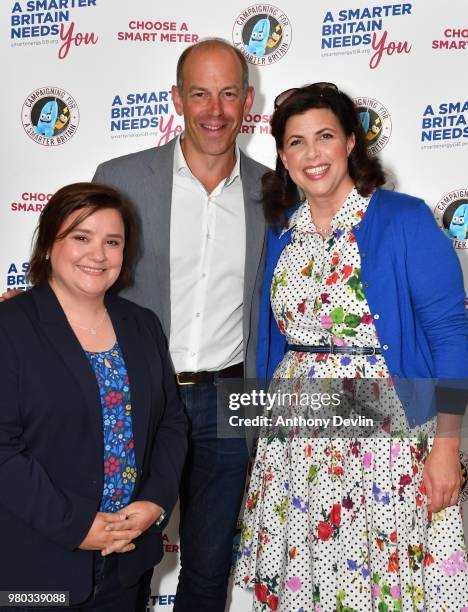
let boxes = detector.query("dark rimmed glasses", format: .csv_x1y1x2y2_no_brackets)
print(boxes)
274,82,339,109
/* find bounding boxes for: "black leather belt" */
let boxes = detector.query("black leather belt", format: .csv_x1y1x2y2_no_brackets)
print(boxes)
176,362,244,385
287,344,382,355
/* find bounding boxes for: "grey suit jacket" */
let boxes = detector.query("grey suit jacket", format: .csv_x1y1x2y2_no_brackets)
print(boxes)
93,138,267,377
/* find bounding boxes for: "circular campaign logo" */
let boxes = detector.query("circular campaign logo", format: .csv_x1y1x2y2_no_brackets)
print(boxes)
434,189,468,249
22,87,79,146
233,5,291,65
354,97,392,156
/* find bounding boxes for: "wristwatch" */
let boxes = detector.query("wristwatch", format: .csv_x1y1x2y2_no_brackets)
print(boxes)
154,507,166,526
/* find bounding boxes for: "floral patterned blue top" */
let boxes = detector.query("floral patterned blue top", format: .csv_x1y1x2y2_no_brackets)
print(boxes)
85,342,137,512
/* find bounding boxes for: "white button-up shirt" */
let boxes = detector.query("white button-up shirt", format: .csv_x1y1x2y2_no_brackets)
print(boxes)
169,136,246,372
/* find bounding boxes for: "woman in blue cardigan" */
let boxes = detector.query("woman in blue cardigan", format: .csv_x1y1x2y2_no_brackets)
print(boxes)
234,84,467,611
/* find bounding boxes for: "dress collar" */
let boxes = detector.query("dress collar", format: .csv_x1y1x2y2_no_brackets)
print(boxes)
280,186,371,237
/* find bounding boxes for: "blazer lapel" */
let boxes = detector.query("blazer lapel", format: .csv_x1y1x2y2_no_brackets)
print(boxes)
240,152,267,345
105,296,152,472
32,284,103,456
144,139,177,336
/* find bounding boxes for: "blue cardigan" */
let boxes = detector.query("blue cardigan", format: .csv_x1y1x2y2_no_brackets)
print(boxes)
257,189,467,425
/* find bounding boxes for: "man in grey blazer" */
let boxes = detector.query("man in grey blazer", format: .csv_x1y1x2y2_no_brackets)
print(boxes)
94,39,267,612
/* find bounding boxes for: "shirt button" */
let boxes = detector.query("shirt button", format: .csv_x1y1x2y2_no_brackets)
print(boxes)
361,252,367,258
373,314,380,320
383,344,389,350
202,273,207,278
195,313,200,318
363,282,369,288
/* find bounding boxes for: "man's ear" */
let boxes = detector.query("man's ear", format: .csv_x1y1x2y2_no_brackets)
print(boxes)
171,85,183,117
243,86,255,117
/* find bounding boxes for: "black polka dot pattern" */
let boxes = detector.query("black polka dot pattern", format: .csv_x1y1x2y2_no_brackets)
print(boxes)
234,189,468,611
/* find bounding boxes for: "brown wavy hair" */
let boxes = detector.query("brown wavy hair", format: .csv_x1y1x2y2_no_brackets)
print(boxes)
28,182,139,289
263,85,386,227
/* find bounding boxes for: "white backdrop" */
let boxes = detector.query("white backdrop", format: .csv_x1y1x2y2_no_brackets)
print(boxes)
1,1,467,609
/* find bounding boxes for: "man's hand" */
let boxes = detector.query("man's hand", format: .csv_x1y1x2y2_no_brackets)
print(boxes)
422,438,462,513
102,501,162,556
0,289,22,302
79,512,142,555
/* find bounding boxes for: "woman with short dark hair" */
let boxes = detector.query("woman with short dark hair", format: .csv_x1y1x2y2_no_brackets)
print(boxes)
28,182,139,290
235,85,467,611
0,182,187,611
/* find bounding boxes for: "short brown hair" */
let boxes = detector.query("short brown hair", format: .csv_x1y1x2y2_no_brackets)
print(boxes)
176,38,249,97
28,182,139,289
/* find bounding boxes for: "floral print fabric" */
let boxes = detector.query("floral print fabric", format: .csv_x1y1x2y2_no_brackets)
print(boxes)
85,343,137,512
234,189,468,611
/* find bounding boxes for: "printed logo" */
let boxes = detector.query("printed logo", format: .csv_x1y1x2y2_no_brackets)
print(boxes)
321,4,412,68
117,19,199,44
233,4,291,65
11,191,53,213
5,261,30,292
434,189,468,250
22,87,79,146
146,594,176,609
421,101,468,149
162,532,179,554
432,28,468,50
241,111,272,135
10,1,98,59
354,97,392,156
110,90,182,146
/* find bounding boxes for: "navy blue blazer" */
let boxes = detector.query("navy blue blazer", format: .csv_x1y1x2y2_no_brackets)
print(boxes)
0,283,187,604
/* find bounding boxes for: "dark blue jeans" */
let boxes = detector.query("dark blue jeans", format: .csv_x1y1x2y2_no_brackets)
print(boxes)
2,553,149,612
173,381,249,612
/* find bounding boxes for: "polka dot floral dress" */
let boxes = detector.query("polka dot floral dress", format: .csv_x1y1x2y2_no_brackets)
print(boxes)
234,188,468,611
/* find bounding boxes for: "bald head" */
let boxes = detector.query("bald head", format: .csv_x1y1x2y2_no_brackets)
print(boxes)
176,38,249,97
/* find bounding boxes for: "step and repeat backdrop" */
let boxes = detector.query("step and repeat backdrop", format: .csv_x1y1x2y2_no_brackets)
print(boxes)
1,0,467,609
